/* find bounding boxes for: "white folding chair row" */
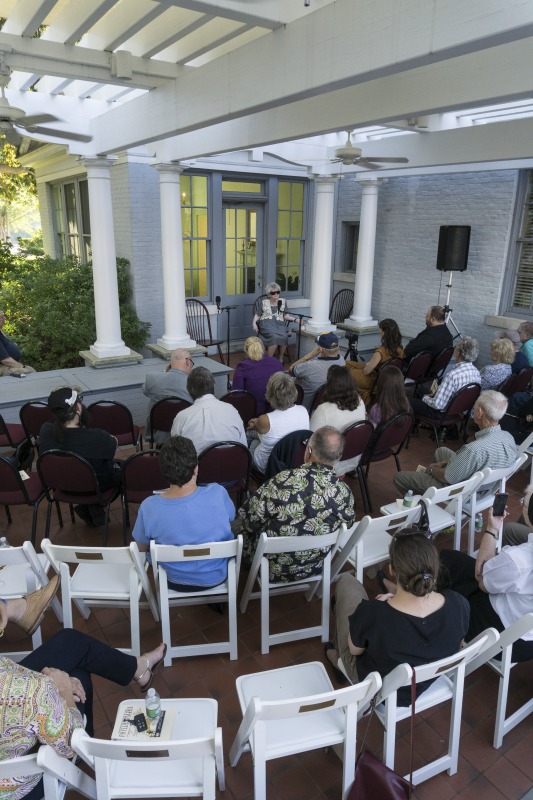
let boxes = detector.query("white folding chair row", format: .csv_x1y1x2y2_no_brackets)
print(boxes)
41,540,159,656
0,745,96,800
150,537,242,664
516,429,533,483
462,452,528,555
380,472,485,550
229,661,381,800
239,527,341,654
370,629,499,785
465,612,533,749
72,697,225,800
0,541,62,659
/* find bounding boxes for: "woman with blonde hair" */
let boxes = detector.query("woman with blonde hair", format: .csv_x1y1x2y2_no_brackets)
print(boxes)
479,338,515,390
232,336,282,414
346,318,405,406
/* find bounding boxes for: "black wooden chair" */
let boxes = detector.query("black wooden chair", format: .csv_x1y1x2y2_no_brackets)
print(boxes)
328,289,354,324
186,298,225,363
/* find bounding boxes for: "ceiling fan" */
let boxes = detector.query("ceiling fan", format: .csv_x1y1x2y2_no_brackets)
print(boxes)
0,67,92,146
327,131,409,169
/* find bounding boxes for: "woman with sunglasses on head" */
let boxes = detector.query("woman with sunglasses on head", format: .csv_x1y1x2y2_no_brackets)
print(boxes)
253,281,296,361
325,530,469,702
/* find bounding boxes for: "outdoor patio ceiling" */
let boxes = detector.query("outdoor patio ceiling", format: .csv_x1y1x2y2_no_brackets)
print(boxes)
0,0,532,173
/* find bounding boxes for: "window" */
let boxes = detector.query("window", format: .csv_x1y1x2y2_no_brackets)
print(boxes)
181,174,209,297
52,179,91,261
509,172,533,313
342,222,360,272
276,181,305,292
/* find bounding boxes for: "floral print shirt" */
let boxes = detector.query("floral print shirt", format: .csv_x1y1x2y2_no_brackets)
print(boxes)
239,462,355,582
0,657,83,800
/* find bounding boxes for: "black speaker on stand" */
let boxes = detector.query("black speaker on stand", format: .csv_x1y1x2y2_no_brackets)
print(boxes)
436,225,471,340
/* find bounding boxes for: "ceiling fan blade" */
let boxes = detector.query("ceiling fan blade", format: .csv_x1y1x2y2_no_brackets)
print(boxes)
20,125,93,143
18,113,60,127
356,159,381,170
361,156,409,164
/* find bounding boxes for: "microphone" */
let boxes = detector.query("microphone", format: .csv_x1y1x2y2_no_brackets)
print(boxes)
277,299,282,313
215,295,221,312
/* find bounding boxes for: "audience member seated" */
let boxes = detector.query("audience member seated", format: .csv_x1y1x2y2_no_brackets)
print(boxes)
0,308,35,376
368,365,410,427
170,366,246,452
346,318,404,407
1,589,165,800
439,506,533,662
325,531,469,694
403,305,453,362
247,372,310,474
500,389,533,444
133,435,235,591
253,281,296,361
289,332,345,410
479,338,515,390
518,321,533,366
231,336,283,415
409,336,480,421
235,427,354,582
310,365,366,476
499,329,528,374
501,484,533,546
394,390,517,495
39,386,121,527
142,348,193,444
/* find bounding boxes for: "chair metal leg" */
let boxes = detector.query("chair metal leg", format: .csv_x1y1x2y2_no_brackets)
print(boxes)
55,500,63,527
103,506,110,547
217,344,226,365
69,504,75,523
4,505,12,524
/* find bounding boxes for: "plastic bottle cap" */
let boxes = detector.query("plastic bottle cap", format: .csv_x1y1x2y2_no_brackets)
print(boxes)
147,688,155,697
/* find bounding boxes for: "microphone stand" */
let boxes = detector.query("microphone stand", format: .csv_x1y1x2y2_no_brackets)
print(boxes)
216,299,237,389
290,312,311,359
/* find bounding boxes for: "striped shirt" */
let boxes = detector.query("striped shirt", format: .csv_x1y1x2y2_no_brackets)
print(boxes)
423,361,480,410
444,425,517,486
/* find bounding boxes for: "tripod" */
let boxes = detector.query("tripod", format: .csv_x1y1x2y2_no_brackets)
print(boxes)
442,271,462,341
215,297,237,389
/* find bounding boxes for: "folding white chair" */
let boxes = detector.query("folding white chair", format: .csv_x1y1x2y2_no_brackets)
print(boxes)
41,540,159,656
372,629,499,785
462,453,528,555
381,471,484,550
340,508,421,584
0,746,96,800
72,698,224,800
150,537,242,664
229,661,381,800
0,541,62,659
517,430,533,483
239,528,340,654
465,612,533,748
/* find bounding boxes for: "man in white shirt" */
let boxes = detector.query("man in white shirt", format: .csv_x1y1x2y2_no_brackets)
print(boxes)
170,366,246,454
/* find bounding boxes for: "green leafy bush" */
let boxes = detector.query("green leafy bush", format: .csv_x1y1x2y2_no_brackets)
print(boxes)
0,253,151,371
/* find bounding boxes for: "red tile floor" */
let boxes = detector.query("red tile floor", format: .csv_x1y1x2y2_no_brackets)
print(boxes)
1,362,532,800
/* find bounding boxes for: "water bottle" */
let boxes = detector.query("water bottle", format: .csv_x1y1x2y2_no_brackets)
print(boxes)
403,490,414,508
475,513,483,532
145,688,161,732
0,536,10,548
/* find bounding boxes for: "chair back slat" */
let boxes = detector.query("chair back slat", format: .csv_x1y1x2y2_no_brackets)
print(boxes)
404,351,433,382
309,383,327,415
197,441,251,489
88,401,134,438
122,450,168,495
341,420,374,461
362,412,413,462
329,289,354,324
37,451,99,494
150,397,191,435
444,383,481,416
20,402,54,441
220,390,257,427
425,346,454,382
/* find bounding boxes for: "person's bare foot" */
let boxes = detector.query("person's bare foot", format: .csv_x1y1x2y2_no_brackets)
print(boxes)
134,643,166,689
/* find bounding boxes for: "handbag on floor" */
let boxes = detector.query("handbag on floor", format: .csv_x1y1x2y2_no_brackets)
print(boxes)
347,671,416,800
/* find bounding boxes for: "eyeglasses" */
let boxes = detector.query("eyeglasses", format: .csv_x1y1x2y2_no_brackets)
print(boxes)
269,290,280,296
185,357,194,366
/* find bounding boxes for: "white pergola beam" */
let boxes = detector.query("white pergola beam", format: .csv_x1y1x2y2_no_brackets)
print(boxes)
157,0,282,30
90,0,533,153
141,14,213,59
1,0,57,37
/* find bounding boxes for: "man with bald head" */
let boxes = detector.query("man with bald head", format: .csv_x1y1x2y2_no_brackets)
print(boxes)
142,348,193,444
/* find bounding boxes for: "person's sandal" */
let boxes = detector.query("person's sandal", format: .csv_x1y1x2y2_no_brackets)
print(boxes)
137,644,167,693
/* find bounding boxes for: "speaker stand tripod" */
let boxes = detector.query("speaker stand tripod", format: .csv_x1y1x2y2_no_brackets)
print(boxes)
442,270,462,341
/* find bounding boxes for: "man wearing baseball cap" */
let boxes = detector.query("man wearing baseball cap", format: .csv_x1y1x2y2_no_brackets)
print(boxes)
288,331,345,410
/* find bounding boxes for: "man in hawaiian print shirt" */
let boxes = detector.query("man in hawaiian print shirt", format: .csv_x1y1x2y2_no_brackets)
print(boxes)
236,426,355,582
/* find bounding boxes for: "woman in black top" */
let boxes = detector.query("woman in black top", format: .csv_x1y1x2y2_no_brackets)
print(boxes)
325,530,469,704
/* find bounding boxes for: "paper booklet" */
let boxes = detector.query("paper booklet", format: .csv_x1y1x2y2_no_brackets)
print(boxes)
112,701,175,741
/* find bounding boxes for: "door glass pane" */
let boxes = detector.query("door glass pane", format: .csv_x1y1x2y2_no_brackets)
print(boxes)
64,184,77,235
292,182,304,210
192,175,208,206
225,207,258,295
278,181,291,208
278,211,290,237
222,180,262,193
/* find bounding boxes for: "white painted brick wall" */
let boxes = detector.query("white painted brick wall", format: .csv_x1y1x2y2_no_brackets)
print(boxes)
335,170,519,367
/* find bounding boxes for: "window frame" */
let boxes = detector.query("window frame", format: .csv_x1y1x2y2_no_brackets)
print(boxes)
503,170,533,317
50,177,91,262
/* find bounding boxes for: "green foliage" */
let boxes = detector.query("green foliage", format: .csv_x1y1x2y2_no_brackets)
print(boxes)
17,231,44,257
0,252,151,370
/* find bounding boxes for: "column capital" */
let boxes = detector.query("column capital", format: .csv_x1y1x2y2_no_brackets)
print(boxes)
357,178,382,190
310,175,341,188
153,162,186,177
78,156,118,172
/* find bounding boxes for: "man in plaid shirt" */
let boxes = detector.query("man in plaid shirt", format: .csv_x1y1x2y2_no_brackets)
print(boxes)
410,336,480,420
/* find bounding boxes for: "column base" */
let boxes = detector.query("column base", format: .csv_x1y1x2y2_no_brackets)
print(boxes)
345,316,378,329
157,334,196,350
147,342,207,360
304,319,335,334
80,349,143,369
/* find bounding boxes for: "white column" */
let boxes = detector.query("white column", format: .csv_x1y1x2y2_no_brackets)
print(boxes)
154,163,195,350
306,176,340,333
348,179,380,327
82,157,130,358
